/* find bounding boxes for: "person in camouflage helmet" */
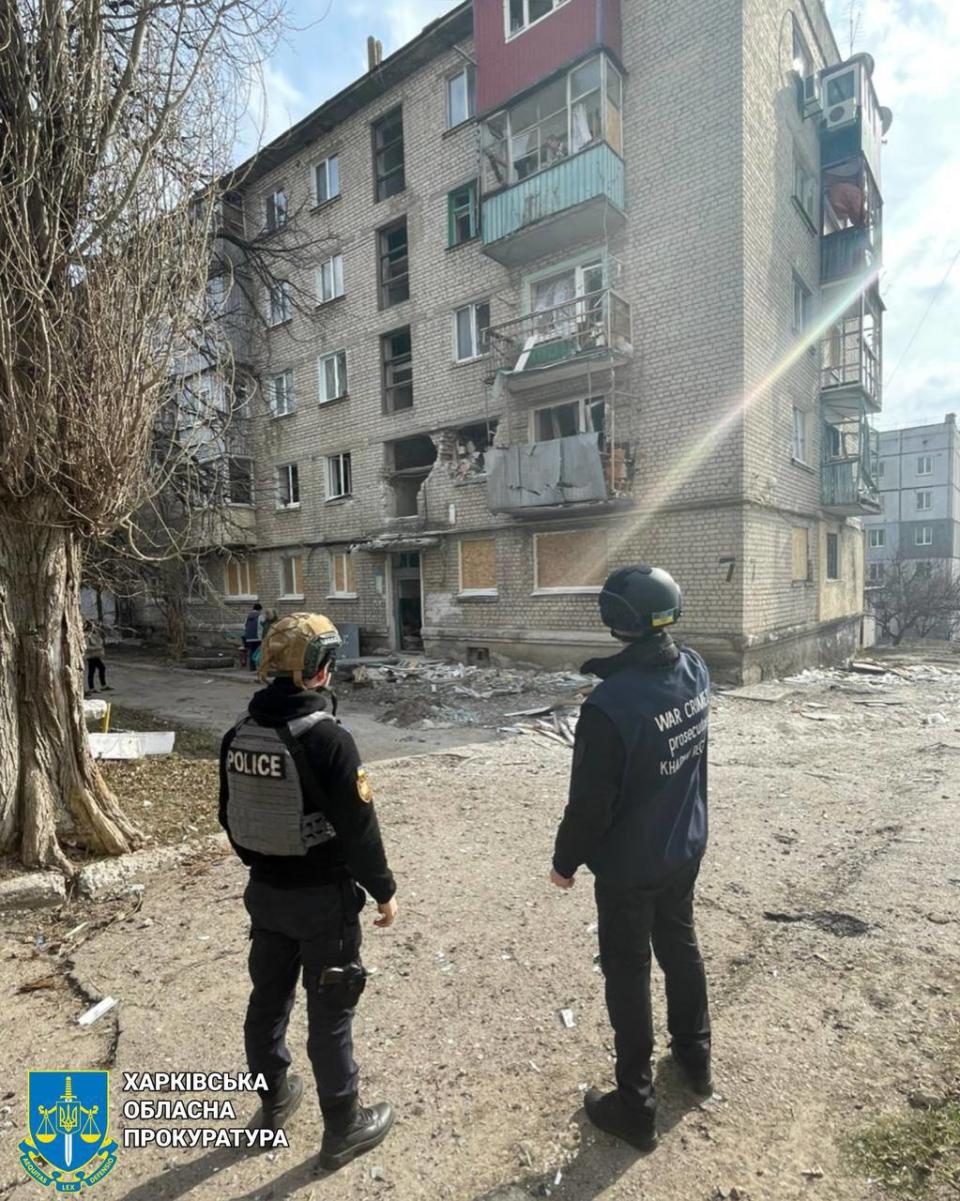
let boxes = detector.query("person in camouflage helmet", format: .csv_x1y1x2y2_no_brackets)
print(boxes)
218,612,398,1170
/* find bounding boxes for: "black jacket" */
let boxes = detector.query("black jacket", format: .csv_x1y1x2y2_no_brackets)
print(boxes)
218,681,396,902
552,633,709,886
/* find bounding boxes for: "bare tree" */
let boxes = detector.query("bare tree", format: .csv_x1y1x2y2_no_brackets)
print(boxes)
0,0,281,869
869,553,960,645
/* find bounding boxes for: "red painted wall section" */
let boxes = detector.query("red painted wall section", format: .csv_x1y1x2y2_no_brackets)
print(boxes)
476,0,623,114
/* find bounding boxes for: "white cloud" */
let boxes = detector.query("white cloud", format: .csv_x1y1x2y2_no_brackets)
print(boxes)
345,0,459,56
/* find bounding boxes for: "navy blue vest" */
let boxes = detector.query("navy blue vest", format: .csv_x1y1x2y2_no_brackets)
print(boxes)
584,648,710,886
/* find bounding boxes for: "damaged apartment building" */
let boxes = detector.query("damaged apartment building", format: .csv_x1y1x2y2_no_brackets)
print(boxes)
177,0,891,681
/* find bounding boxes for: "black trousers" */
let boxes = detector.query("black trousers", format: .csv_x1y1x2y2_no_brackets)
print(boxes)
243,878,365,1109
86,657,106,690
244,640,261,671
595,858,710,1113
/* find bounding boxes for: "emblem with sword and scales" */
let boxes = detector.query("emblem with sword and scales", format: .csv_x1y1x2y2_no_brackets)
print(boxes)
20,1072,119,1192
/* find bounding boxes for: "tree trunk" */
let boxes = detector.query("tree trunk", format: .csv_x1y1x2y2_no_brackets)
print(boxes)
0,505,142,870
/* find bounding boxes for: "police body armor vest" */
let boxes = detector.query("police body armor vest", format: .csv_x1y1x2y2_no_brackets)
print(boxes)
226,712,338,857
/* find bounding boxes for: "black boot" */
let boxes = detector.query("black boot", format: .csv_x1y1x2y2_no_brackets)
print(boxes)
584,1088,657,1152
318,1097,395,1171
671,1044,714,1097
247,1073,305,1133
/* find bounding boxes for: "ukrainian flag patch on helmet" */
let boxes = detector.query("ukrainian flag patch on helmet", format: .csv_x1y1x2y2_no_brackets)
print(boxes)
356,768,373,804
651,609,677,628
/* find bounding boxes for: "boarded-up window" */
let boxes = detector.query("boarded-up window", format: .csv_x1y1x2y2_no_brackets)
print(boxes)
331,551,357,597
280,555,303,597
225,557,256,598
534,530,607,591
791,528,810,581
459,538,497,593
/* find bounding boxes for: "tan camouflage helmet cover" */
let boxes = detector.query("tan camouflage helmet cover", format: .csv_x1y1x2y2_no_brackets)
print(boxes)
258,612,343,686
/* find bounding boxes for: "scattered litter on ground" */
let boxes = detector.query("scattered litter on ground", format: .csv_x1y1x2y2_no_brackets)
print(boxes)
77,996,118,1026
724,683,796,703
762,911,871,937
559,1008,576,1029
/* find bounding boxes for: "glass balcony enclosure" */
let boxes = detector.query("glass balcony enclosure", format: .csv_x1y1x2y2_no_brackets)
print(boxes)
820,287,882,412
821,397,880,515
821,156,882,283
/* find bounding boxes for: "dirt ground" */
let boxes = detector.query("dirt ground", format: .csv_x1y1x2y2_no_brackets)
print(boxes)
1,649,959,1201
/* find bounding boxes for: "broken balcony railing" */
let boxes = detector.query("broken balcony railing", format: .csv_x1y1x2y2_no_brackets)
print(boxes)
484,288,632,382
486,432,633,514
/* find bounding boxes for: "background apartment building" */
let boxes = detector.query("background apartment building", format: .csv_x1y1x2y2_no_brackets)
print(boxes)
175,0,891,682
863,415,960,585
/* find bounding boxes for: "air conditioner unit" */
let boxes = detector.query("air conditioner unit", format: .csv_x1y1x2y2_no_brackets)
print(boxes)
824,98,858,130
802,73,823,118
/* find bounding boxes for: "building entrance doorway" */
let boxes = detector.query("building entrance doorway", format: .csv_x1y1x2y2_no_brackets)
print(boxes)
391,552,423,651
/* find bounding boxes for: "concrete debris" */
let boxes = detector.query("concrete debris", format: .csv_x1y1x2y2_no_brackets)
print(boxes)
848,661,888,676
77,996,118,1026
77,833,229,900
724,683,795,703
88,731,176,759
800,711,843,723
0,872,67,913
920,712,948,725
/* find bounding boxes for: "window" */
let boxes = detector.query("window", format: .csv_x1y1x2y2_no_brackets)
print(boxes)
453,421,497,478
265,189,287,232
868,562,885,584
481,54,620,190
916,526,934,547
459,538,497,595
317,255,344,304
373,107,404,201
276,462,300,509
507,0,570,37
791,528,810,582
313,155,340,205
878,459,886,479
917,489,933,511
793,149,817,227
533,397,605,442
267,280,291,326
326,452,352,499
914,561,933,579
382,327,413,412
792,18,814,112
917,454,933,476
280,555,304,598
225,557,256,598
318,350,348,403
448,181,479,246
792,273,812,334
378,219,409,307
446,66,476,128
267,370,295,418
454,301,491,361
792,407,808,463
533,529,607,593
826,532,839,580
330,551,357,598
226,457,253,505
868,528,886,549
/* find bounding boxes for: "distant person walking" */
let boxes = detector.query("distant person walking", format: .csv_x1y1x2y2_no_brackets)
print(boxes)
244,603,264,672
84,621,111,695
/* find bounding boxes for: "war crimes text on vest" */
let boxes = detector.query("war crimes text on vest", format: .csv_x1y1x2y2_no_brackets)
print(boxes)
653,688,709,777
227,749,287,779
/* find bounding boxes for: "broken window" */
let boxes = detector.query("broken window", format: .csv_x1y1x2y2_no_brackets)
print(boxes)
280,554,303,597
382,327,413,412
791,528,810,582
386,435,436,518
378,219,409,307
533,397,605,443
534,529,607,592
452,421,497,479
826,532,840,580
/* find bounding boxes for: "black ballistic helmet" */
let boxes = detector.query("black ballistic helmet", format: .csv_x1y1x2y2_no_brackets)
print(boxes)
599,565,683,636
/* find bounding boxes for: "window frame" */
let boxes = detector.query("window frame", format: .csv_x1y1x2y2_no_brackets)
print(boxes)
792,147,818,229
448,180,480,247
265,188,287,232
267,279,291,327
453,300,491,362
279,554,304,600
916,489,933,511
225,556,257,599
446,65,476,129
791,17,815,114
276,461,300,510
505,0,572,41
318,349,348,404
792,272,812,335
316,254,345,305
532,529,607,595
825,531,840,581
458,537,498,597
868,528,886,549
382,326,414,413
267,369,295,418
791,406,808,464
373,106,405,202
313,154,340,206
329,550,358,599
225,456,254,507
915,525,934,547
378,218,410,308
530,396,605,443
917,454,933,476
868,561,885,585
325,451,353,500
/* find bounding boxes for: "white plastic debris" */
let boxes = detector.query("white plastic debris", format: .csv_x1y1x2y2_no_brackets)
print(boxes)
559,1008,576,1029
77,997,118,1026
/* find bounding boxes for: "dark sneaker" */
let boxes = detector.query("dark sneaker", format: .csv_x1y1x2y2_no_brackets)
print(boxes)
319,1102,395,1171
671,1046,713,1097
247,1073,305,1134
584,1088,657,1152
100,684,113,691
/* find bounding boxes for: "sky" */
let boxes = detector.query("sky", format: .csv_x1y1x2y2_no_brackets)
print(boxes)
242,0,959,432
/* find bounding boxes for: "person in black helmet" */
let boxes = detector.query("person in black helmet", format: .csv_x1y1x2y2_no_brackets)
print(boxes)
549,565,711,1151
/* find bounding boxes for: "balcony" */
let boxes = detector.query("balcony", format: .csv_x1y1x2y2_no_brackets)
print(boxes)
821,404,880,516
820,295,882,413
485,432,633,516
485,288,632,389
481,144,626,267
821,225,879,284
187,503,257,551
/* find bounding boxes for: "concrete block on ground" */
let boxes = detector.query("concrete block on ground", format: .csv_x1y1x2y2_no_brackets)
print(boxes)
77,833,230,900
0,872,68,912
